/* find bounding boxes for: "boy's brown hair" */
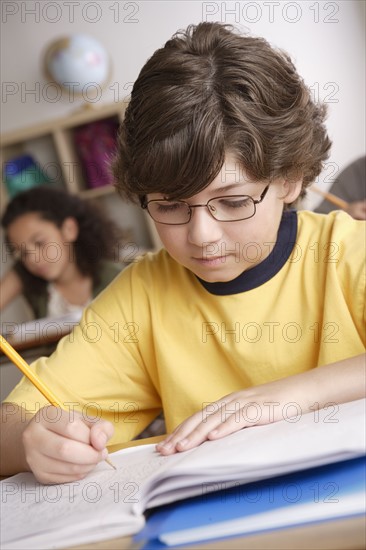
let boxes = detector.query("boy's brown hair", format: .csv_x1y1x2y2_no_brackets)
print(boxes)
113,22,331,204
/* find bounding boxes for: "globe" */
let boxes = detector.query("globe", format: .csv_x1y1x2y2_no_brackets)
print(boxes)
44,35,111,95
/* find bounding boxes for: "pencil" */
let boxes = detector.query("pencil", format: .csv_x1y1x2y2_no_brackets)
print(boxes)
311,185,349,210
0,334,116,470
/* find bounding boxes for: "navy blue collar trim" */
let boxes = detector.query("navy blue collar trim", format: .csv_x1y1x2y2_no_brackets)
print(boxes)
196,210,298,295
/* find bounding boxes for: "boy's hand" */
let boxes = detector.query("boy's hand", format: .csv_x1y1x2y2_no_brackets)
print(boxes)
156,354,365,456
22,406,114,484
156,381,299,456
156,368,325,456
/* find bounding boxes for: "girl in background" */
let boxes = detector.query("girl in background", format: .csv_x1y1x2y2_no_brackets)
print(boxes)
0,186,124,318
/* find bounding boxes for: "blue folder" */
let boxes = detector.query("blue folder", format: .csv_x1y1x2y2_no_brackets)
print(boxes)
135,456,366,549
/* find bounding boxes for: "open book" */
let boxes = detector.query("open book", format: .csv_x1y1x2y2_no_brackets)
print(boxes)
1,398,365,550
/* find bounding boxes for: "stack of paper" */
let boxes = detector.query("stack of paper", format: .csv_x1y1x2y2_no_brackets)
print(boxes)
136,456,365,548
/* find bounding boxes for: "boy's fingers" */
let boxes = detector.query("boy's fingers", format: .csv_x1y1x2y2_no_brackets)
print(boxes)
175,413,226,451
30,455,101,485
38,407,114,451
157,411,224,454
207,413,249,440
24,430,108,484
157,397,253,454
35,455,96,480
89,420,114,451
35,407,91,444
156,413,202,453
27,428,106,466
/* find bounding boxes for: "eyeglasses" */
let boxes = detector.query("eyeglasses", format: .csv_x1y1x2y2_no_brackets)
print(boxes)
141,185,270,225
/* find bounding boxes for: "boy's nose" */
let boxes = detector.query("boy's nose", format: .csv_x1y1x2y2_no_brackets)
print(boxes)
187,207,223,245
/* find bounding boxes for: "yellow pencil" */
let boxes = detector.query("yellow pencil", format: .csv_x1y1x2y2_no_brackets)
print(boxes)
0,334,116,470
311,185,349,210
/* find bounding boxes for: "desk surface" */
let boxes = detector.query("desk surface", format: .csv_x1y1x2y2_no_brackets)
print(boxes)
0,332,65,356
0,340,59,401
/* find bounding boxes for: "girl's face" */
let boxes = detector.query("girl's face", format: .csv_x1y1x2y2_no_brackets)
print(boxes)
6,213,78,282
149,155,302,283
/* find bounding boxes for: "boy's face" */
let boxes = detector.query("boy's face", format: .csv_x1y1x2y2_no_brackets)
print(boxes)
149,155,301,283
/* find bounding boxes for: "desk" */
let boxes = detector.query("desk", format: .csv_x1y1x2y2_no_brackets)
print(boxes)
0,321,71,401
0,341,58,401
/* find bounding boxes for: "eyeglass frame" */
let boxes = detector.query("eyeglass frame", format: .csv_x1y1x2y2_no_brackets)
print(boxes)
141,184,270,225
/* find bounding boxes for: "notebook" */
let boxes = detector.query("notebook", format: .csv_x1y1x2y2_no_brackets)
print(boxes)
136,456,365,548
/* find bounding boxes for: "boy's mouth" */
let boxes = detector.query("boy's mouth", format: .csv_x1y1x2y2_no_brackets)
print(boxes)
192,255,228,265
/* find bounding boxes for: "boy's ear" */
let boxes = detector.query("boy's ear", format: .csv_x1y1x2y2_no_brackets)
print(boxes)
281,178,303,204
61,217,79,242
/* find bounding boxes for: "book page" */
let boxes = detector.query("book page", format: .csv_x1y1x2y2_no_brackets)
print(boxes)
1,445,167,550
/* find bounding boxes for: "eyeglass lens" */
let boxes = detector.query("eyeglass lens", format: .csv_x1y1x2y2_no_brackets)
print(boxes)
147,196,256,224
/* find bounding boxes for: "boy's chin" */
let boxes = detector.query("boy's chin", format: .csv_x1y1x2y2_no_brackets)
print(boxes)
193,267,246,283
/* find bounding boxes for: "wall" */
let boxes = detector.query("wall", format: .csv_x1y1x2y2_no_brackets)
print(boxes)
1,1,365,198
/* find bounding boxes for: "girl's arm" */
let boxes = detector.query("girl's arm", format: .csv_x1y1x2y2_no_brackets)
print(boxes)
0,269,23,311
157,353,366,455
346,200,366,220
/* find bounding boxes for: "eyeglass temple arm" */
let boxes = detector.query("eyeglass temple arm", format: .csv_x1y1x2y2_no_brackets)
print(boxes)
140,196,147,208
254,184,270,204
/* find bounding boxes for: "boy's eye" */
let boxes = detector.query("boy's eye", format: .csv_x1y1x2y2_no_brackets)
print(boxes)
217,197,252,209
155,201,185,212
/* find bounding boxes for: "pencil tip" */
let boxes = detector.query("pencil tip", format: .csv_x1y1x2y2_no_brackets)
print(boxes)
105,457,117,470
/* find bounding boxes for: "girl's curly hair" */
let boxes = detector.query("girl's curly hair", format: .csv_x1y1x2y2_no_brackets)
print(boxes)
2,186,123,296
113,22,331,205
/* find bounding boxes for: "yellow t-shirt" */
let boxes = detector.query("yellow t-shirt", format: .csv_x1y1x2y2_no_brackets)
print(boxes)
4,211,365,446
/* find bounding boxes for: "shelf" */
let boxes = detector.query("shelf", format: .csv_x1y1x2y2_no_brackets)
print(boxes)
0,101,162,251
1,102,127,147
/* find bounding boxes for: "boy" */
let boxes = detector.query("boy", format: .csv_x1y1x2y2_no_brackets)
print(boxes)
1,22,365,484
